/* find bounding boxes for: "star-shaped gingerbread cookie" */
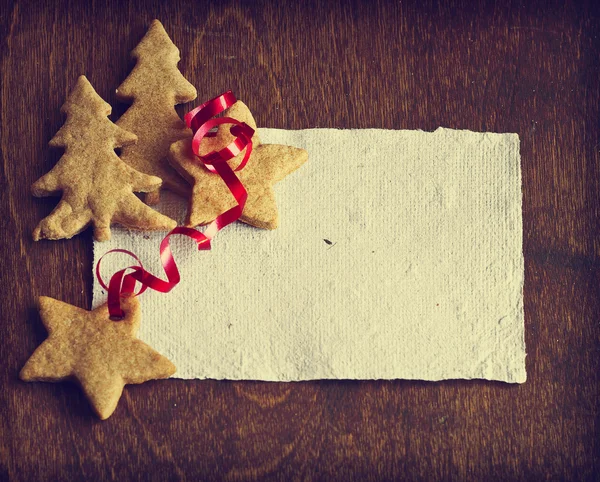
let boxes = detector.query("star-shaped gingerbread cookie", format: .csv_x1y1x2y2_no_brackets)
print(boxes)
168,101,308,229
20,295,175,420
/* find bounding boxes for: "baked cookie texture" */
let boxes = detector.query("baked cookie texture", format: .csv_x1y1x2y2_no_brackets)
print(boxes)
116,19,197,205
20,295,176,420
168,101,308,230
32,75,177,242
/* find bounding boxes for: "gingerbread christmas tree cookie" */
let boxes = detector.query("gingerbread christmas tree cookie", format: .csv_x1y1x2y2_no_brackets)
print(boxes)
32,75,177,242
20,295,176,420
168,101,308,229
116,19,197,205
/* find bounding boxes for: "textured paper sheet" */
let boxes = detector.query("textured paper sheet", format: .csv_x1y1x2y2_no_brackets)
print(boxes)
93,128,526,383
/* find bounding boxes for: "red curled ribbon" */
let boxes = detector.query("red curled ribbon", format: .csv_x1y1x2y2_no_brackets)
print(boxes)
96,91,254,318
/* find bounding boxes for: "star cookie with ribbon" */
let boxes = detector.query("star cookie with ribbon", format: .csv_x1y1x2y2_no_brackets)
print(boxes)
168,100,308,230
20,295,175,420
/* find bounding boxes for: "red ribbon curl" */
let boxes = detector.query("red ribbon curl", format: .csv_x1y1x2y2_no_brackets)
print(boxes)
96,91,254,318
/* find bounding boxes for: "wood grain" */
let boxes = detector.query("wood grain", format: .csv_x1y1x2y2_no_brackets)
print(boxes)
1,0,598,479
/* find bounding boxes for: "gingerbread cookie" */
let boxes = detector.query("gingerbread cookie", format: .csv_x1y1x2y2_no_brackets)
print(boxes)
20,295,176,420
32,75,177,242
116,19,197,205
168,101,308,229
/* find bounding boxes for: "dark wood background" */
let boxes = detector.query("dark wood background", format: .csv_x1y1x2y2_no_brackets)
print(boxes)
1,0,598,480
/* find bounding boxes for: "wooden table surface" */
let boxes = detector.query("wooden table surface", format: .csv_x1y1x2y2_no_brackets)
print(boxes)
1,0,598,480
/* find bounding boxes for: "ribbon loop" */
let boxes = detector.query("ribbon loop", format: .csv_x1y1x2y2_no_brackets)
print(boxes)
185,90,237,132
190,116,254,173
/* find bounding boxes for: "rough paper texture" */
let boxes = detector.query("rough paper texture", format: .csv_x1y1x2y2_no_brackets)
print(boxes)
93,128,526,383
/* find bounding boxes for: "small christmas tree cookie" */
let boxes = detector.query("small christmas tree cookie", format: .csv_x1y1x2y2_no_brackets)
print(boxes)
168,101,308,230
32,76,177,242
116,19,197,205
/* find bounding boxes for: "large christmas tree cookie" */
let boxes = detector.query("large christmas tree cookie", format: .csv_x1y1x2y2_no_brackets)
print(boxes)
169,101,308,230
116,19,197,205
20,295,176,420
32,76,177,242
